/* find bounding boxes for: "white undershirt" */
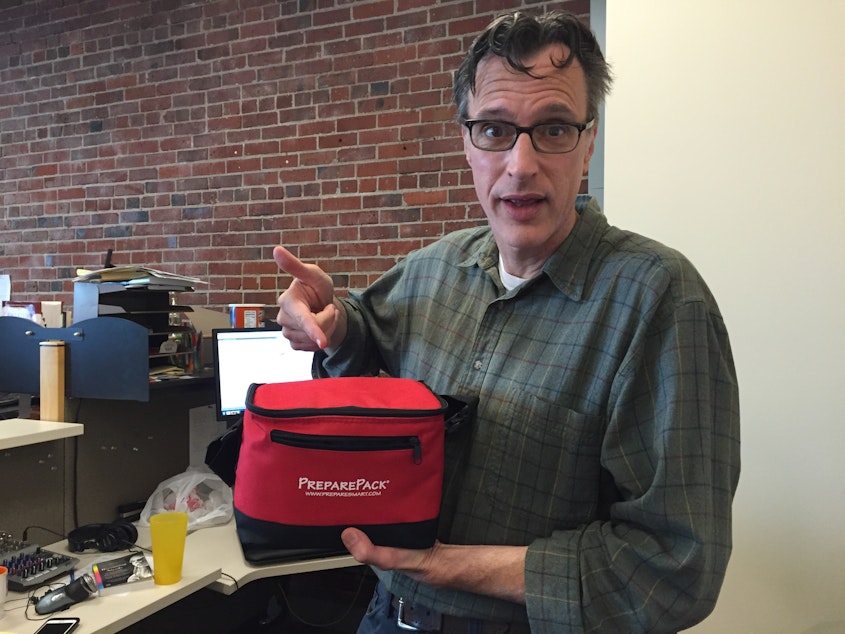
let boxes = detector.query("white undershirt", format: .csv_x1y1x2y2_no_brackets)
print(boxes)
499,255,531,291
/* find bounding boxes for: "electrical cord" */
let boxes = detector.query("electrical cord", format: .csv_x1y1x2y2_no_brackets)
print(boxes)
21,524,65,542
71,399,82,530
0,594,33,619
24,581,67,621
220,571,240,592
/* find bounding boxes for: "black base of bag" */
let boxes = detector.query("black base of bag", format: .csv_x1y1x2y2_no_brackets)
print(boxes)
234,509,439,563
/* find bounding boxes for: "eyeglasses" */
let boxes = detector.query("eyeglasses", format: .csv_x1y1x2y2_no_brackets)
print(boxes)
463,119,595,154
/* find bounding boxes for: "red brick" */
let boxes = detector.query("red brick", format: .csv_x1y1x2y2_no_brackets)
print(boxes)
1,0,596,307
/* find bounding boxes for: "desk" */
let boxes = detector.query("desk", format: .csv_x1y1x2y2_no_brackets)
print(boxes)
187,520,360,596
0,377,217,541
0,418,84,450
1,520,359,633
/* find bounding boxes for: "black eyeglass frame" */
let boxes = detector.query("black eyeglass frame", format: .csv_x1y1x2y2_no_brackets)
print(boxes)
462,118,596,154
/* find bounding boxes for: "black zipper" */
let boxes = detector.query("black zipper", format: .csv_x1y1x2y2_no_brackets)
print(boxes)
245,384,449,420
270,429,423,465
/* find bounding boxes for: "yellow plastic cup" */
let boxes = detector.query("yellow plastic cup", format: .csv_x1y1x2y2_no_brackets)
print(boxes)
149,512,188,585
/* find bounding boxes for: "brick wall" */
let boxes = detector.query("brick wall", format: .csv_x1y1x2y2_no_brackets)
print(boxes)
0,0,590,313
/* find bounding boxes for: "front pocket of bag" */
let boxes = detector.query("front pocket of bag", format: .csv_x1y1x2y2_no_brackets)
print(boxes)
242,425,444,526
270,429,423,464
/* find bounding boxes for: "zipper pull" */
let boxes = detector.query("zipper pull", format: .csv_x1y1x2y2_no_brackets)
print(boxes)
410,437,422,465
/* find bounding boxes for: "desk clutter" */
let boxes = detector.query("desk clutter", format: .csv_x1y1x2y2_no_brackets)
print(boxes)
72,265,205,377
0,261,217,404
1,526,153,618
0,392,28,420
0,531,79,592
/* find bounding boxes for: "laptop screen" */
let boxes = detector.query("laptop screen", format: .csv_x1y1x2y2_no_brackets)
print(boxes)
212,328,314,422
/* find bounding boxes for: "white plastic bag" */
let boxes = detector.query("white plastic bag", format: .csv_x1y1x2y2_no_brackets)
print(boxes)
138,466,233,532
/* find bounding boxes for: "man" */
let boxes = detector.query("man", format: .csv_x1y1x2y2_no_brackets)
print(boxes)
275,10,740,633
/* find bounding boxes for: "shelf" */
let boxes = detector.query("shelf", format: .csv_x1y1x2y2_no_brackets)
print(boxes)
73,282,197,384
0,417,84,450
149,350,194,359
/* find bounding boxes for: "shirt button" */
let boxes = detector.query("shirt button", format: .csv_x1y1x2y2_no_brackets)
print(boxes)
473,360,483,370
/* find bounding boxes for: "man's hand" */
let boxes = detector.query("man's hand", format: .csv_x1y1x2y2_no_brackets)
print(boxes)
340,527,528,605
274,246,347,351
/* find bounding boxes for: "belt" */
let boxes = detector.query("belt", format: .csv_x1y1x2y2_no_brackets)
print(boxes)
390,595,531,633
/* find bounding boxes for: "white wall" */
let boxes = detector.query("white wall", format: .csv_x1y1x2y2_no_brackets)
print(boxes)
603,2,845,633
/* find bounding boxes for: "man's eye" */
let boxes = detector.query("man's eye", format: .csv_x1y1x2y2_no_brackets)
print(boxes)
543,124,568,138
481,122,508,138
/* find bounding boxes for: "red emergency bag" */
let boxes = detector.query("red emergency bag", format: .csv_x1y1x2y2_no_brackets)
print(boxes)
233,377,457,561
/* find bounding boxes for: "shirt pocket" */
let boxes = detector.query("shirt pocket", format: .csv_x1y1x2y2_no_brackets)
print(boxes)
482,387,605,541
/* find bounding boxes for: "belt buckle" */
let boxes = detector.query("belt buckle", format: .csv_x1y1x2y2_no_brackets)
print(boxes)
396,596,437,632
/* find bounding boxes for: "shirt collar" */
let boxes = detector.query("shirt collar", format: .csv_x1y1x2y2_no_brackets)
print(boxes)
459,195,607,301
543,195,606,300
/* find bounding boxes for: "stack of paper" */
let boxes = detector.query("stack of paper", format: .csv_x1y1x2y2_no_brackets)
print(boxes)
74,266,205,292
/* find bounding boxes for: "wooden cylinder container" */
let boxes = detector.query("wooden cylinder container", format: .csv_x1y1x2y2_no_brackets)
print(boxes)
39,340,66,422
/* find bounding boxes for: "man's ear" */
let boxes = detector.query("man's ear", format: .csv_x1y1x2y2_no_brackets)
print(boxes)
461,125,473,166
582,123,598,177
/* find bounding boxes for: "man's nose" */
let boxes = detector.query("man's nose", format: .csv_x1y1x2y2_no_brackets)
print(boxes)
506,131,540,176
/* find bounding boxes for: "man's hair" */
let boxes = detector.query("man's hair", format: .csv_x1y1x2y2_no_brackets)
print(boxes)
452,10,613,122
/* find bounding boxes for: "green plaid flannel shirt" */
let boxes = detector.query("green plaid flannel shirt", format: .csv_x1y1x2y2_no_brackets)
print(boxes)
317,196,740,633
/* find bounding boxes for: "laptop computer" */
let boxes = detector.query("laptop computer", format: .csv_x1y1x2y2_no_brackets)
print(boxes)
212,327,314,423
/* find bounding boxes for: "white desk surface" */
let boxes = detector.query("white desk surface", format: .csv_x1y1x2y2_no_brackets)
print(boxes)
1,561,220,634
0,418,84,450
180,519,361,595
1,519,360,632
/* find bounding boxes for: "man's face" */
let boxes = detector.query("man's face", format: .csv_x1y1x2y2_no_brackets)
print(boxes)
463,44,597,276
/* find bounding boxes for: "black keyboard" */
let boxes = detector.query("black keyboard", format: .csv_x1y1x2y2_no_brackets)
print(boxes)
0,532,79,592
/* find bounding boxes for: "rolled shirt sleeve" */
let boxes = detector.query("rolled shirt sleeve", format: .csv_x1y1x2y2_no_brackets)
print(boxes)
525,294,739,632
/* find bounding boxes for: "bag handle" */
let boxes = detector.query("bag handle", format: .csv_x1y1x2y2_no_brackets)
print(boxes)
441,394,477,435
